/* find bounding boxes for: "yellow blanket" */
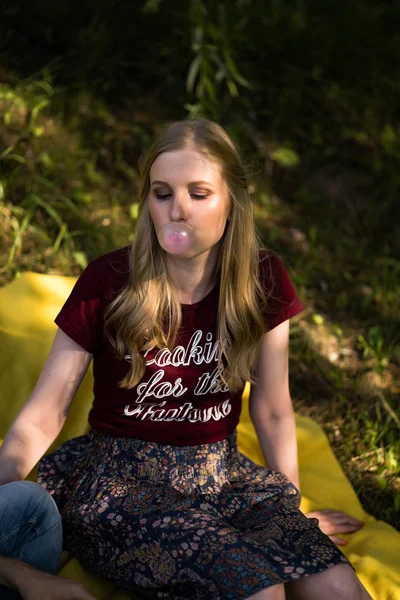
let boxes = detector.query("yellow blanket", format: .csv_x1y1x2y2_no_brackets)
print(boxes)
1,272,399,600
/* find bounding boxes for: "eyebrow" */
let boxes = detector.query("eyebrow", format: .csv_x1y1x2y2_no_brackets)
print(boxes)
151,180,214,187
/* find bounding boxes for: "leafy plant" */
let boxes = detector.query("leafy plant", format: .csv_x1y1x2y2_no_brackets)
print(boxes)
357,326,399,373
185,0,251,118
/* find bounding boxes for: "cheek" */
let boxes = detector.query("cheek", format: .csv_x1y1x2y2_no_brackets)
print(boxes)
203,211,229,240
203,199,229,223
198,217,226,240
212,206,229,228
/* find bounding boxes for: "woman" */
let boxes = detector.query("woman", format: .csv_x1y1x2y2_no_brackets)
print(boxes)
0,119,371,599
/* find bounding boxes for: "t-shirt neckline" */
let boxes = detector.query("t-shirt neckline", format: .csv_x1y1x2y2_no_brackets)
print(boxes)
180,282,219,311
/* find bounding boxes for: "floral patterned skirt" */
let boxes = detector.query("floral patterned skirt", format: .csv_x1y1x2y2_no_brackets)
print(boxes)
37,429,350,599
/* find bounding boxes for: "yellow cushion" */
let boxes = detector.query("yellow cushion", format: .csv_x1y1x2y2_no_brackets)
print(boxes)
1,272,399,599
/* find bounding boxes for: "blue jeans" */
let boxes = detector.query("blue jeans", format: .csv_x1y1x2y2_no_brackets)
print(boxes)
0,481,63,599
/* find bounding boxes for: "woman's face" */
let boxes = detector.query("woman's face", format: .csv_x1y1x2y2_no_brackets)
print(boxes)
148,147,230,259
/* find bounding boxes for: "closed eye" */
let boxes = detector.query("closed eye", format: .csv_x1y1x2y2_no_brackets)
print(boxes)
155,193,209,200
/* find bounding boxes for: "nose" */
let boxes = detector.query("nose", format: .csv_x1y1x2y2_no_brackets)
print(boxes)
170,192,189,222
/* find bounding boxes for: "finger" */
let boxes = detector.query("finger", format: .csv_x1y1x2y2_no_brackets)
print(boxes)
343,517,364,526
329,522,364,534
332,523,363,534
328,535,347,546
316,509,351,517
328,517,364,529
319,510,357,521
70,583,97,600
81,590,97,600
319,510,364,523
323,513,364,523
315,515,364,529
73,592,96,600
313,521,363,536
318,509,344,515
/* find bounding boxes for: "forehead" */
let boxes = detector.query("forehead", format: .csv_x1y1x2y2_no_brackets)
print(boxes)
150,149,222,184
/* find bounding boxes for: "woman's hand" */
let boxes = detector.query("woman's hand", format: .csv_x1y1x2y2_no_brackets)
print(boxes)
18,568,96,600
306,509,364,545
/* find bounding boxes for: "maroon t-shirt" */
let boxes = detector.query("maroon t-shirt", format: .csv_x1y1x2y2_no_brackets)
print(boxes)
55,247,303,445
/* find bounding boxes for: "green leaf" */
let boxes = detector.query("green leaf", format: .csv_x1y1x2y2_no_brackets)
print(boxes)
56,195,86,220
377,475,387,490
32,80,54,96
222,49,252,89
184,103,201,118
51,223,68,254
343,271,354,281
186,55,201,94
129,203,139,220
32,126,44,137
203,77,216,103
268,225,279,243
270,147,300,168
38,152,53,169
192,25,203,49
226,79,238,97
73,251,88,269
381,124,396,153
386,449,399,473
0,152,26,164
312,314,324,326
30,99,49,122
24,193,63,227
308,226,317,245
142,0,162,13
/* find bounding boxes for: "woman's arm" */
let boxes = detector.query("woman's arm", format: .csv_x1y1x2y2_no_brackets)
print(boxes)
0,556,96,599
250,320,365,543
0,328,92,485
249,319,299,488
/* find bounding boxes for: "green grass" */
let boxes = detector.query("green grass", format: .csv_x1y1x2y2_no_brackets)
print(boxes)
0,76,399,529
252,178,399,528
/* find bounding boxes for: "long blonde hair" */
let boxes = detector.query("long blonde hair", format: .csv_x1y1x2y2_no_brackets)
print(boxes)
104,119,268,392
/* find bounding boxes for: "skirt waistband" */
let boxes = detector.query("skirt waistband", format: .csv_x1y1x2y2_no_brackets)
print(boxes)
85,429,241,493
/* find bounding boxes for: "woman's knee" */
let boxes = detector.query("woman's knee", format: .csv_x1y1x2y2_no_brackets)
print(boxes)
321,564,370,599
286,564,371,600
247,583,285,600
0,481,61,530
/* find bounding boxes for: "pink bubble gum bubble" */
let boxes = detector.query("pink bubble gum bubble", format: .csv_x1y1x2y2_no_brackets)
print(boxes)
158,223,195,254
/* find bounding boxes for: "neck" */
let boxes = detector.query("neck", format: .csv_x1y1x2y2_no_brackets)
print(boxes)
165,246,219,305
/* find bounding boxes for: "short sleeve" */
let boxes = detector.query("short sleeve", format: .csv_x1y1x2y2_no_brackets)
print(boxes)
259,250,304,331
55,259,104,353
